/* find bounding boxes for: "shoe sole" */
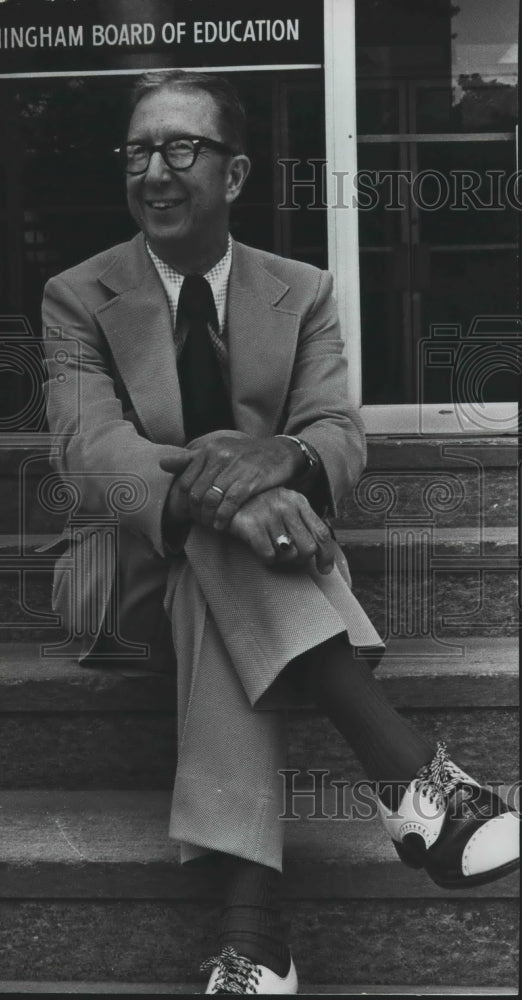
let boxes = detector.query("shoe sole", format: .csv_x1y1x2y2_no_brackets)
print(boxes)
393,840,520,889
428,856,520,889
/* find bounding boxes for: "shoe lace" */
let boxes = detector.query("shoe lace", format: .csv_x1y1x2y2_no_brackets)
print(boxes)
201,945,262,994
414,740,471,808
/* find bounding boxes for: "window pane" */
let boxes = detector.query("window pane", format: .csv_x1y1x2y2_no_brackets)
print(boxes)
421,250,519,405
416,142,517,246
356,0,519,406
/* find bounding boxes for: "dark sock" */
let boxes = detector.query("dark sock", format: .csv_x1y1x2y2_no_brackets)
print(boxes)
293,634,435,810
218,856,291,977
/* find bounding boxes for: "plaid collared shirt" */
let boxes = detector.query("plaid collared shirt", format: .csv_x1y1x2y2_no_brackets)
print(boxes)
147,236,232,371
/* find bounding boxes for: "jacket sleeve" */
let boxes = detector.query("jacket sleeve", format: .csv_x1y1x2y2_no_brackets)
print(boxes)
42,274,185,557
280,268,366,514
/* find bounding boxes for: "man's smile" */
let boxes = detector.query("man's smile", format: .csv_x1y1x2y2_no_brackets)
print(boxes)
145,196,186,211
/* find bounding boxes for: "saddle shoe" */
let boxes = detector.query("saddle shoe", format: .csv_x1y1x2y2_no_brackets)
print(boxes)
202,945,298,994
377,741,520,889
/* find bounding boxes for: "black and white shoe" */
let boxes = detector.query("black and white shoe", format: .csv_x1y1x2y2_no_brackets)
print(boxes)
202,945,298,994
377,741,520,889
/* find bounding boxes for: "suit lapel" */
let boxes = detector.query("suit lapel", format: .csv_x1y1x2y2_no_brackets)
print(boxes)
94,234,184,445
91,235,300,444
227,242,299,436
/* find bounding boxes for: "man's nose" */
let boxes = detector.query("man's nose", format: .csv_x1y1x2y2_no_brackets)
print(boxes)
146,149,173,181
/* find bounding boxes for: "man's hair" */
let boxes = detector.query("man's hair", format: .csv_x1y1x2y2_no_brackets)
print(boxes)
128,70,247,153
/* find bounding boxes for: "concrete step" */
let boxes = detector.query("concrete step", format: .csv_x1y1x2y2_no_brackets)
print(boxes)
3,788,516,899
0,639,518,788
2,464,516,533
0,897,517,990
339,437,517,530
0,704,517,790
352,573,518,640
0,530,518,640
0,983,517,995
1,438,517,533
0,435,517,531
0,638,517,709
336,526,518,572
0,791,518,987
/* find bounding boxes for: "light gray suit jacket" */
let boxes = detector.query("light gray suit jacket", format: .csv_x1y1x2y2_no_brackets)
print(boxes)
42,233,368,657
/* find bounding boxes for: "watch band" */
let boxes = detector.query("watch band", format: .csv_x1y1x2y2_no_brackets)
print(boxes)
275,434,319,471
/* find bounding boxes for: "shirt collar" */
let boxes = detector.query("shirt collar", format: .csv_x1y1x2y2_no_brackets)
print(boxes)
146,236,232,335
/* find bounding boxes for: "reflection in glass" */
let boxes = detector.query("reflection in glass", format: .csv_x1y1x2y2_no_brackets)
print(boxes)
356,0,518,406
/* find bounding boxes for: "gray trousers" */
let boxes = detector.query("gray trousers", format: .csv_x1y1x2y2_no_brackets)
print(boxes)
169,527,382,870
58,524,383,872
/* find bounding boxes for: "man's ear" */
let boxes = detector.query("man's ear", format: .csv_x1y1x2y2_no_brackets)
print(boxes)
225,154,251,204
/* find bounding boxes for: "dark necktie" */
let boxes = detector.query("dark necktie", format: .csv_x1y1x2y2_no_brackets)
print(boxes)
176,273,234,441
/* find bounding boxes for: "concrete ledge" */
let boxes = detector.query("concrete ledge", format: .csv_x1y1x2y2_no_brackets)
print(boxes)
337,526,517,549
0,982,516,995
1,436,517,471
0,638,518,711
0,898,517,987
0,791,518,901
0,645,176,711
0,707,517,792
1,528,518,554
1,530,517,581
366,437,518,469
336,527,518,573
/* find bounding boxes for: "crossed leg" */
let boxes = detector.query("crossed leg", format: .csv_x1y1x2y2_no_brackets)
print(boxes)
164,526,518,991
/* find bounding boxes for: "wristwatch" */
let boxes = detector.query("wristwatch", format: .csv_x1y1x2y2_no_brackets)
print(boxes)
275,434,320,473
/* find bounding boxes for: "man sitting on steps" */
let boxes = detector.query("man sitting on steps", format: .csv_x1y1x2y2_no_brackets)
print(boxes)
42,69,519,994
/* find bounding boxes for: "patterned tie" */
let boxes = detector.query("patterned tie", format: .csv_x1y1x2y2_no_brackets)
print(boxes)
176,273,234,442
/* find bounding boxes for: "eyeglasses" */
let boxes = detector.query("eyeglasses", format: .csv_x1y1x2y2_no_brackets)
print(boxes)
115,134,236,174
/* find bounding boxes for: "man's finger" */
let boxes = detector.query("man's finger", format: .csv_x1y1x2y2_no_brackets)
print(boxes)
210,456,276,528
299,506,335,574
237,517,277,565
176,452,210,493
271,508,317,567
189,475,229,527
159,453,194,473
212,482,255,529
185,465,226,505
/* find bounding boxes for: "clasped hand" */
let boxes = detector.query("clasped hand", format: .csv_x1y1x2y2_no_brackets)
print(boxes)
160,430,304,530
159,432,334,574
228,486,335,575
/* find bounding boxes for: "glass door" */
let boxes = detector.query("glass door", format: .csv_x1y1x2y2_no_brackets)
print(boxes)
328,0,519,433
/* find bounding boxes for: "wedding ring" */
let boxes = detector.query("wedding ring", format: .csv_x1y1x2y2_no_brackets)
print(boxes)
210,485,225,497
274,533,292,552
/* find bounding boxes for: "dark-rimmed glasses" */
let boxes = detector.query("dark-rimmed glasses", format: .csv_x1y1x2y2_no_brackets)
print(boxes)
115,135,236,174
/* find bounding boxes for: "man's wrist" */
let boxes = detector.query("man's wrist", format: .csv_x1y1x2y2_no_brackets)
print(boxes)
275,435,319,478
